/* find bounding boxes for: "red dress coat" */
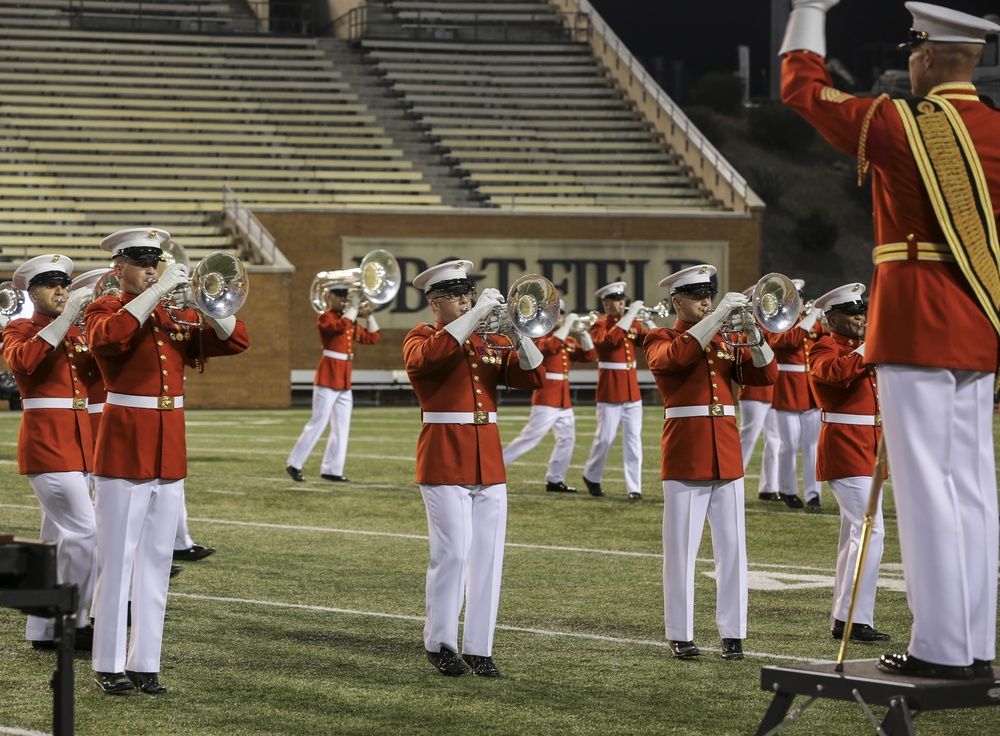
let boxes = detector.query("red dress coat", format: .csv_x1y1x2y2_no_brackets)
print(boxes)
3,315,94,474
403,323,545,485
644,321,777,481
782,52,1000,371
85,295,250,480
766,324,824,411
313,310,380,390
737,383,773,403
531,333,596,409
809,333,881,481
590,315,647,403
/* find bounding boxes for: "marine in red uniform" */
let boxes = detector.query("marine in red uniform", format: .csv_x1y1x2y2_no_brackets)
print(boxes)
403,260,545,678
781,0,1000,679
809,283,891,644
286,277,380,483
86,228,249,695
581,281,652,499
503,301,596,492
3,254,96,651
644,264,777,662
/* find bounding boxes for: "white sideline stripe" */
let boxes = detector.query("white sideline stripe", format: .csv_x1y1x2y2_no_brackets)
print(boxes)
0,726,51,736
169,592,824,664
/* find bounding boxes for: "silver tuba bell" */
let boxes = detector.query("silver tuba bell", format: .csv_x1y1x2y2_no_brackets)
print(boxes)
0,281,25,317
477,273,561,350
310,249,401,315
712,272,801,347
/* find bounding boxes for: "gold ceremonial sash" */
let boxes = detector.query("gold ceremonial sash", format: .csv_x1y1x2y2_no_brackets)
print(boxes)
893,95,1000,347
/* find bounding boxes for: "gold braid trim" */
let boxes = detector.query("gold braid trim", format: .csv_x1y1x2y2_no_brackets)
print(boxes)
857,94,889,186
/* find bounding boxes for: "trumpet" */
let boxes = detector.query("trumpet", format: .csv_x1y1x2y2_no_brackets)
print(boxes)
310,249,400,315
569,310,601,333
477,273,560,350
705,272,801,347
0,281,25,317
635,299,670,323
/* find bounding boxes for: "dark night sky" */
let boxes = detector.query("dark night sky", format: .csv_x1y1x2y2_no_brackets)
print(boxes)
587,1,1000,97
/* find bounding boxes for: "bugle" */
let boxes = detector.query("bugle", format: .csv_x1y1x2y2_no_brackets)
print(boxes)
0,281,25,317
706,272,801,347
569,310,601,333
310,249,400,315
635,299,670,323
477,274,560,350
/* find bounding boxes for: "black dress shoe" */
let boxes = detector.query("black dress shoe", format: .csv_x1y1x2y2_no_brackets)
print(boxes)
462,653,501,677
831,620,891,642
125,670,167,694
30,625,94,652
805,498,822,512
426,646,470,676
973,659,996,679
779,493,804,509
721,638,744,661
876,652,974,680
321,473,350,482
667,640,700,659
546,480,577,493
582,476,605,497
94,671,135,694
170,564,183,578
286,465,305,482
628,491,642,500
758,491,780,501
173,544,216,562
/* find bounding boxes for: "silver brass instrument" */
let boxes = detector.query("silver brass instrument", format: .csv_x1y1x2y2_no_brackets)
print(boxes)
477,273,560,350
157,240,248,325
310,249,400,315
570,310,601,333
635,299,671,323
708,272,801,347
0,281,25,317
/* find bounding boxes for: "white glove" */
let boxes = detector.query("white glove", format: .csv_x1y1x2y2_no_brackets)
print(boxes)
684,292,746,350
577,330,594,351
554,312,576,342
750,340,775,368
124,262,189,326
852,341,866,357
617,299,644,333
517,336,543,370
444,287,504,344
365,312,379,333
206,315,236,340
64,288,93,323
778,0,839,57
643,318,658,332
796,306,823,332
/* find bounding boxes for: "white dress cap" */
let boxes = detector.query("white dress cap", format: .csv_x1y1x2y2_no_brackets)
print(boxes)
905,2,1000,45
100,227,171,257
412,259,474,291
813,282,867,313
12,254,74,291
657,264,717,293
70,267,114,293
595,281,627,299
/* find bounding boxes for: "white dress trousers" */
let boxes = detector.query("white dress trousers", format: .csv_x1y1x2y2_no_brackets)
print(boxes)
583,400,643,495
662,478,748,642
25,471,97,640
775,407,822,502
287,385,353,476
173,486,195,551
502,405,576,484
91,476,183,674
419,483,507,657
828,475,884,627
738,401,780,495
878,364,998,666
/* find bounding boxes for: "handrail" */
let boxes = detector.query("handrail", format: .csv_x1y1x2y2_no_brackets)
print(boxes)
326,5,366,40
222,184,277,265
550,0,755,207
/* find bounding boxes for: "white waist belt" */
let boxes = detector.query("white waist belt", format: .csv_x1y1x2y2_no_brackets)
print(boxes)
664,404,735,419
107,392,184,410
22,397,88,410
822,411,881,426
546,373,568,381
598,361,633,370
88,403,105,414
422,411,497,425
777,364,807,372
323,349,352,361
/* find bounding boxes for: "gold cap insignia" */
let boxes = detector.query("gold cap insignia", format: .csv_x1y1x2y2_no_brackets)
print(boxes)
698,266,708,274
50,255,61,262
454,262,463,270
852,283,861,292
147,230,159,239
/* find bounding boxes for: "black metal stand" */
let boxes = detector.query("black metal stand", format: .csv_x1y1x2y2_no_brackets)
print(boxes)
756,659,1000,736
0,585,78,736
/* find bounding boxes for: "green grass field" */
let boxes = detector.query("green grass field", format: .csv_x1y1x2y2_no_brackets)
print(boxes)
0,404,997,735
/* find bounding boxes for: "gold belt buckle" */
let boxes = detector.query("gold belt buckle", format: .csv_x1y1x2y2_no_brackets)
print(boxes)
158,396,175,411
348,353,354,362
72,398,86,411
874,413,882,426
473,410,488,425
626,362,634,370
709,403,724,417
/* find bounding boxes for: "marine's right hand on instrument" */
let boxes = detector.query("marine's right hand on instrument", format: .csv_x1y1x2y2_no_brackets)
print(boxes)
716,292,749,320
625,299,645,318
63,288,93,321
154,263,189,295
473,287,504,316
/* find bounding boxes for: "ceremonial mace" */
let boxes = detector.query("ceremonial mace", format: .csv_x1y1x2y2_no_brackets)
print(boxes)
835,435,888,672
